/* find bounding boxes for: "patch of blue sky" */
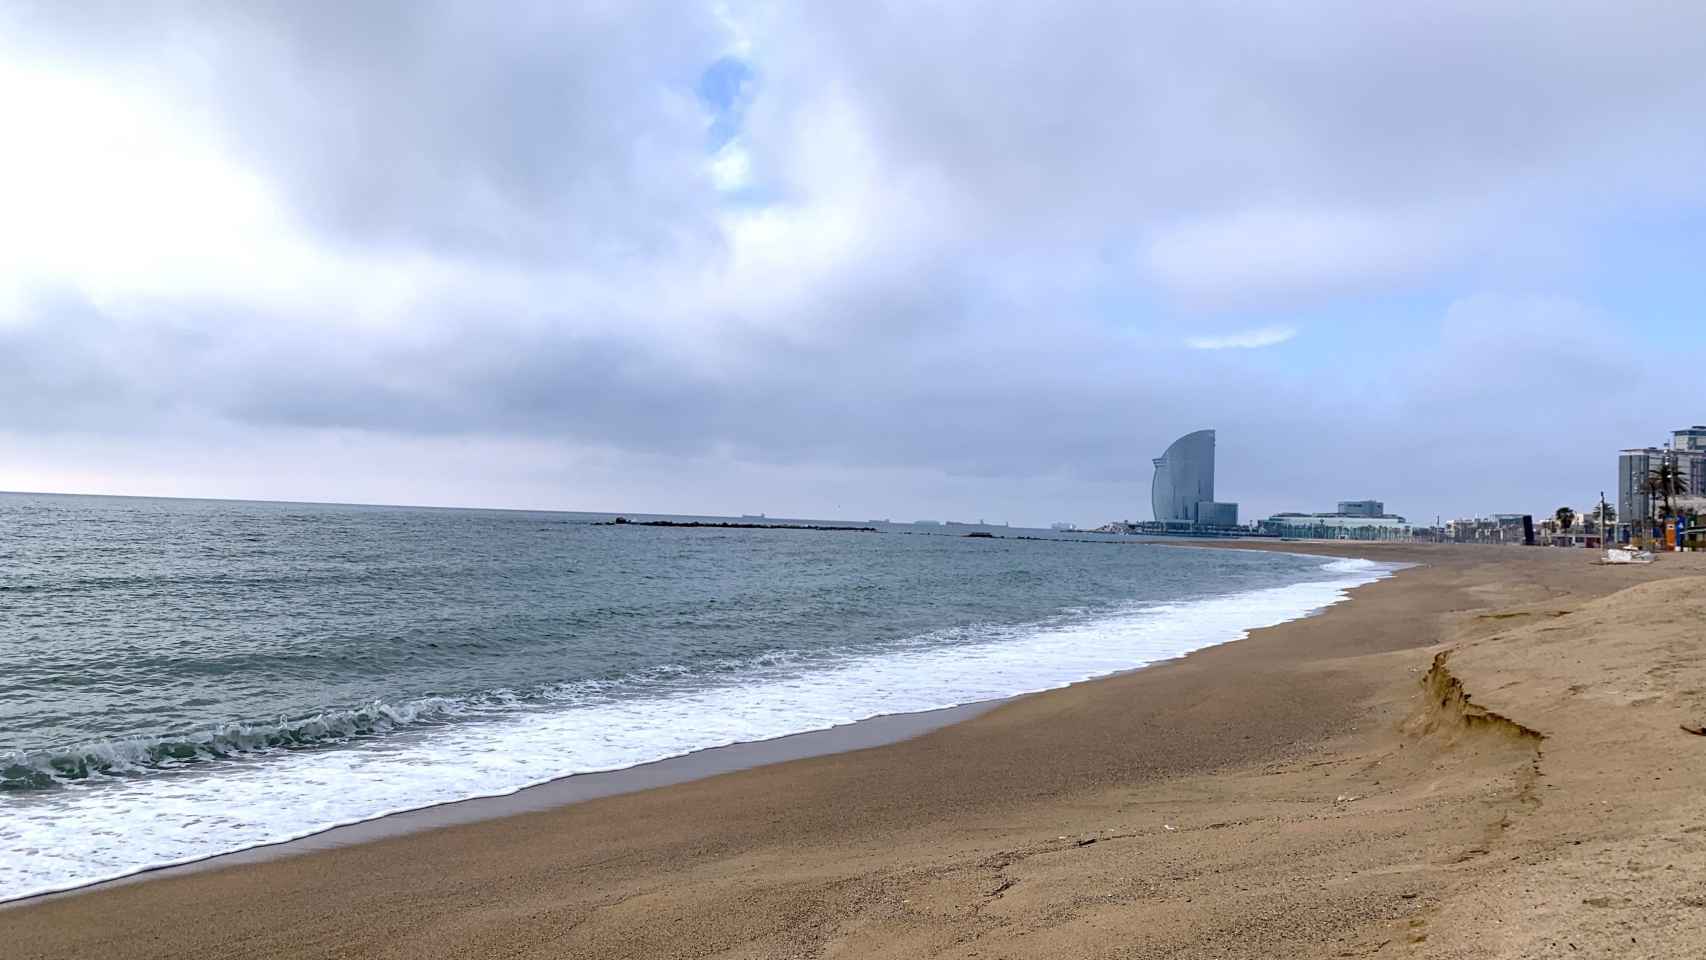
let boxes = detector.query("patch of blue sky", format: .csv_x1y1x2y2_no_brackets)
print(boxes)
698,56,755,151
698,55,777,205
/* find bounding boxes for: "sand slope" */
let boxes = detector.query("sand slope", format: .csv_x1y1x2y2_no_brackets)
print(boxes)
1414,575,1706,958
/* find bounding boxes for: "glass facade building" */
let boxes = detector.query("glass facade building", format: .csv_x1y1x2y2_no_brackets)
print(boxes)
1260,513,1415,541
1622,441,1706,524
1150,429,1237,526
1619,448,1657,525
1151,430,1215,522
1196,500,1239,527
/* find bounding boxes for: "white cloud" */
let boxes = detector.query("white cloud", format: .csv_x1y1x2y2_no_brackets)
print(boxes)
1186,326,1298,350
708,140,753,191
0,51,477,330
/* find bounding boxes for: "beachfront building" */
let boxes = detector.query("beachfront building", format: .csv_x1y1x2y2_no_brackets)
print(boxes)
1336,500,1384,517
1675,425,1706,453
1150,429,1239,528
1447,515,1535,545
1616,425,1706,528
1538,503,1617,547
1619,448,1659,524
1620,439,1706,524
1680,442,1706,498
1196,501,1239,527
1151,429,1214,522
1259,508,1414,540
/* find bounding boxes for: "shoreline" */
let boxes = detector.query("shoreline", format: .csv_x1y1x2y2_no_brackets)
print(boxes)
15,543,1699,958
4,699,1004,907
5,541,1394,907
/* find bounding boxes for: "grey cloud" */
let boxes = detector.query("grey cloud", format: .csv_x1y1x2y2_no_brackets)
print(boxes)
5,2,1706,522
11,1,732,263
5,286,1244,485
5,282,1688,520
754,2,1706,296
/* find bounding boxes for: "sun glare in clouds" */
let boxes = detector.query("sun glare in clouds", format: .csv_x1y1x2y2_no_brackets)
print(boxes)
0,54,478,331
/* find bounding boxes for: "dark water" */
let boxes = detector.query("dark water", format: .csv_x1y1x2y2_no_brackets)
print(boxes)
0,492,1390,899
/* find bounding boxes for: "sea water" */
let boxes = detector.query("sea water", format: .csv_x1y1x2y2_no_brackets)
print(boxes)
0,493,1395,900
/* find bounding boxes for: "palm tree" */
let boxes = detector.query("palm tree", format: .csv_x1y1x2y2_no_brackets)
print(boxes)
1647,460,1687,520
1554,506,1575,532
1589,502,1615,536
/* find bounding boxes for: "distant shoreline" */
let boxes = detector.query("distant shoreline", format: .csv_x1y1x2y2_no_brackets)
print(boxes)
602,518,877,531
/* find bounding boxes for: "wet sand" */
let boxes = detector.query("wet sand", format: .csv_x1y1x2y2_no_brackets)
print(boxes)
7,542,1704,958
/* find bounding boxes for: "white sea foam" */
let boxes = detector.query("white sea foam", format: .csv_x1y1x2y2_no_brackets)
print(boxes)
0,556,1397,902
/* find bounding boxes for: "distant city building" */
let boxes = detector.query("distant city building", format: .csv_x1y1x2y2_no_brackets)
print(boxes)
1259,502,1412,541
1151,429,1214,523
1196,501,1239,527
1150,429,1238,527
1446,515,1534,545
1675,425,1706,452
1620,447,1661,524
1674,496,1706,518
1620,430,1706,523
1680,438,1706,499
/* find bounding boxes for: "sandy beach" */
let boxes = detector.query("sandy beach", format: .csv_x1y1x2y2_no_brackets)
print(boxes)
7,542,1705,959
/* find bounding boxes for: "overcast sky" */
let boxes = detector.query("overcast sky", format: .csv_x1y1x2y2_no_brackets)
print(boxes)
3,2,1703,526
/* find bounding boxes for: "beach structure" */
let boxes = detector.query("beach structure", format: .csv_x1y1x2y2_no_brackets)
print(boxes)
1618,425,1706,527
1618,448,1665,525
1446,515,1535,545
1150,429,1239,528
1259,505,1413,540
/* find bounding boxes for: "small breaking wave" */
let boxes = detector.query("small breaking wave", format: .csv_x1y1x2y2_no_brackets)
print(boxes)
0,653,858,792
1,698,472,791
1,553,1399,901
1318,557,1384,574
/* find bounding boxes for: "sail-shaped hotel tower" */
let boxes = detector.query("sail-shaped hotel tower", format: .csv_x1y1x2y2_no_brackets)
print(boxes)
1151,429,1238,527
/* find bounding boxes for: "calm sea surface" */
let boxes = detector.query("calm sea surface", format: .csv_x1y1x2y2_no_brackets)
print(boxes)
0,492,1394,900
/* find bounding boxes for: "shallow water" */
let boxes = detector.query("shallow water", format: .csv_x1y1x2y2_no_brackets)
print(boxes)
0,493,1393,900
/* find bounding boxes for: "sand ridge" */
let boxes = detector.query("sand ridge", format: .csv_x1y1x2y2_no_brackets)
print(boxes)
1410,575,1706,957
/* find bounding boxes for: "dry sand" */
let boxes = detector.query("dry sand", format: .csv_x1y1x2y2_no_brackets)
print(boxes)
5,542,1705,959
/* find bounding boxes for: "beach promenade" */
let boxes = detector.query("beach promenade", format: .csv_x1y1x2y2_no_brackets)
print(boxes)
7,543,1704,959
